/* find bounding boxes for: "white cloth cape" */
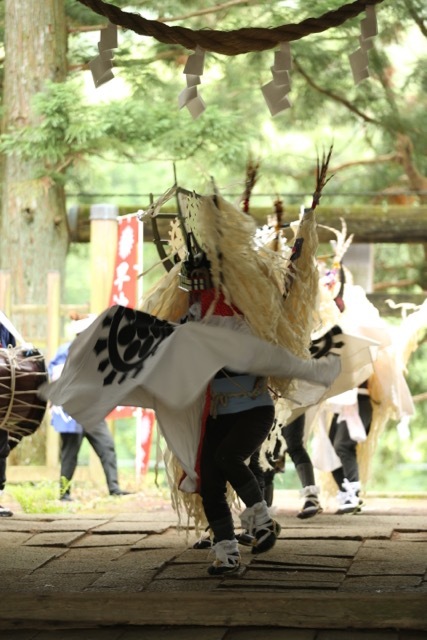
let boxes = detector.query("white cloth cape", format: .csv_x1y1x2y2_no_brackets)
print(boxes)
40,305,376,492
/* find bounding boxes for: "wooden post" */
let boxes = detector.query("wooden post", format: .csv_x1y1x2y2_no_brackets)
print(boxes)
45,271,61,471
0,271,12,316
89,204,118,313
46,271,61,362
89,204,118,486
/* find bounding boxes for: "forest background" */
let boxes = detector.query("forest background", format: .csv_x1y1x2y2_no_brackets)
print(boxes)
0,0,426,494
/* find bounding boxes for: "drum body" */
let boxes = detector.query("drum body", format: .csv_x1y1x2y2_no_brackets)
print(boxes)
0,347,48,438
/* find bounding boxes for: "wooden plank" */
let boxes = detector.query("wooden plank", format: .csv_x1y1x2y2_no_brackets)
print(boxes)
70,204,427,244
0,592,425,630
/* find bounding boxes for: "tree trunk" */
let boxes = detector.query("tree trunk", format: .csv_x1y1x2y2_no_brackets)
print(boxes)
0,0,69,337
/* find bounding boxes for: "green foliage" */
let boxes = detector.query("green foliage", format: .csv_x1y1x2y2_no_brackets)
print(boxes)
63,240,163,305
374,244,425,293
0,75,249,185
371,417,427,492
8,481,71,514
64,243,91,304
0,79,99,180
2,1,426,196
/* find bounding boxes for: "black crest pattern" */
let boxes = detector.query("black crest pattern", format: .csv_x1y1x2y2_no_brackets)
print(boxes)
93,306,175,386
309,325,344,359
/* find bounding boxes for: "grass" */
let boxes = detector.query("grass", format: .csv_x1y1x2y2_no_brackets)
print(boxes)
6,470,171,515
8,481,74,515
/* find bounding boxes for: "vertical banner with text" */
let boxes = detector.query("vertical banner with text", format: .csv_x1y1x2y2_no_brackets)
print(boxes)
106,214,155,474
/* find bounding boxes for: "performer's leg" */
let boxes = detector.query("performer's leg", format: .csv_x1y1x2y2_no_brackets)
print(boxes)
214,406,281,555
331,465,346,489
257,414,287,511
60,433,82,499
199,414,240,575
331,419,359,482
248,448,266,498
262,468,276,508
238,447,268,546
358,394,373,437
0,430,12,517
213,406,275,507
84,421,125,495
200,406,279,573
0,430,9,492
328,415,346,488
330,410,369,514
200,414,238,543
284,414,322,519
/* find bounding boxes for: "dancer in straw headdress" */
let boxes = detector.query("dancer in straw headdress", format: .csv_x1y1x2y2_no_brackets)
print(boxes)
308,221,423,513
41,156,375,575
138,155,342,573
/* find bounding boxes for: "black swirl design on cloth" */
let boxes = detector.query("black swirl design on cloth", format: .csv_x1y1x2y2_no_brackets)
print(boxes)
309,325,344,359
93,306,175,386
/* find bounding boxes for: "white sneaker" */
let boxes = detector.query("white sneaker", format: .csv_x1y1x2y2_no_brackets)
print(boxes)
336,479,363,514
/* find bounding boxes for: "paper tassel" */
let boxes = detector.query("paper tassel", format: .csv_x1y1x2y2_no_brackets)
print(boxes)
89,23,118,88
178,47,206,119
261,42,292,116
349,6,378,85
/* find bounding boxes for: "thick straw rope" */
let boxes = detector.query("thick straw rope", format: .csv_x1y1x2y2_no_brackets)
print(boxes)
76,0,385,55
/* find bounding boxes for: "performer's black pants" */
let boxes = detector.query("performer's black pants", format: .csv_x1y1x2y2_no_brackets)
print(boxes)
283,414,312,466
200,405,275,539
60,420,120,495
247,414,311,507
0,429,10,492
329,394,373,486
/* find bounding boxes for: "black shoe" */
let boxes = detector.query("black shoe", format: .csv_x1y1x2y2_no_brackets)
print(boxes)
59,494,73,502
236,531,255,546
193,535,214,549
252,519,281,555
297,497,323,519
207,553,241,576
0,505,13,517
110,490,132,496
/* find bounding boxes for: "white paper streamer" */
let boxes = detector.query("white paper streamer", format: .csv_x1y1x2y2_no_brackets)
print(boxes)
137,185,177,221
179,47,206,119
349,6,378,85
261,42,292,116
90,23,118,88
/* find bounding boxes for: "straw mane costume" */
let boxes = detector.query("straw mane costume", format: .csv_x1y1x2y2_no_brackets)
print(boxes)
144,186,311,522
41,159,376,555
135,158,377,532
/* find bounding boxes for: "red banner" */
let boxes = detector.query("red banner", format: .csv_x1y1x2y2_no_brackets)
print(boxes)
108,213,142,309
107,213,143,421
135,408,156,475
